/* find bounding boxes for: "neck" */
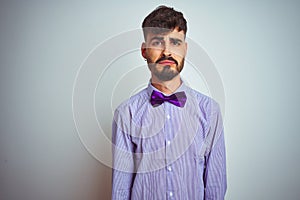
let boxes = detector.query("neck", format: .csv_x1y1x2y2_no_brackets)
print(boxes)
151,75,182,95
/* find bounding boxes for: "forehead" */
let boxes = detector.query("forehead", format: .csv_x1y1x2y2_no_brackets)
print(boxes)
145,29,185,41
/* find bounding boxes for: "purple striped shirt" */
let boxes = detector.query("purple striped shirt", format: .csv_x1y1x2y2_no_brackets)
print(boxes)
112,82,227,200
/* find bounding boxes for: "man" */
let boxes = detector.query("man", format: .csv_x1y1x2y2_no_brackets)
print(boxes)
112,5,227,200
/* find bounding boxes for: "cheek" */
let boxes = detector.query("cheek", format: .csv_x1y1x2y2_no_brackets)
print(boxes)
173,54,184,64
146,49,162,61
172,49,186,58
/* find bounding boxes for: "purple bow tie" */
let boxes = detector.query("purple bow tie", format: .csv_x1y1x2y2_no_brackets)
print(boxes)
150,90,187,107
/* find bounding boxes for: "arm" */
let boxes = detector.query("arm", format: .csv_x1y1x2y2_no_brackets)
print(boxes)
204,102,227,200
111,109,135,200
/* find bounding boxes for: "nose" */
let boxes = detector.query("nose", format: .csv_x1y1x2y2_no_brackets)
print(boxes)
162,43,172,57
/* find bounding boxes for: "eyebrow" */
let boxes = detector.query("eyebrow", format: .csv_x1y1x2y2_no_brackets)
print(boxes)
150,36,164,42
150,36,183,42
169,38,183,43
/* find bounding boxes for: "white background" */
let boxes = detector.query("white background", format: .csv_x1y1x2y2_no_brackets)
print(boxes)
1,0,300,199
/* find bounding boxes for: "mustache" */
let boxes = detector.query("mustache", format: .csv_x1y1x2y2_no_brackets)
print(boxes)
155,56,178,65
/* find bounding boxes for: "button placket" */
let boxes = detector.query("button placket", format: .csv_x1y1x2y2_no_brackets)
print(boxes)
166,114,170,119
164,104,176,199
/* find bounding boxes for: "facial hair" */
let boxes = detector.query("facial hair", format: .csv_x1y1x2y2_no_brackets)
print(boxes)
148,57,185,81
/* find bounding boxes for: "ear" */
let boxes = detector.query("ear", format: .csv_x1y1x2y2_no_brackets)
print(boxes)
183,42,188,57
141,42,147,59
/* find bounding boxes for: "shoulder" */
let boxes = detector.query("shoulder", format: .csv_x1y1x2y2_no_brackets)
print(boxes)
114,88,149,115
186,86,221,121
113,88,149,132
186,86,219,108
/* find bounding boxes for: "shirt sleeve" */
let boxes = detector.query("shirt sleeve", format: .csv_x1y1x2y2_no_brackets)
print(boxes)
204,101,227,200
111,108,136,200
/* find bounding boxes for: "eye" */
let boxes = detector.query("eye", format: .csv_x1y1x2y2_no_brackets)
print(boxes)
151,40,163,46
171,40,181,46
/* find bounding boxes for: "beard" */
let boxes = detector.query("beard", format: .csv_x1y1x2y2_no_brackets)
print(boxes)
148,57,185,81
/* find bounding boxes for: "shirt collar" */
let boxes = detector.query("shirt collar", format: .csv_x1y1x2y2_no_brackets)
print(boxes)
146,79,188,97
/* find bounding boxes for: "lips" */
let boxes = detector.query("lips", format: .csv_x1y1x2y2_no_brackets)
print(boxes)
156,57,178,65
159,60,175,65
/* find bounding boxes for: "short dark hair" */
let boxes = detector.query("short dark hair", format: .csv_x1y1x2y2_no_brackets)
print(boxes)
142,5,187,39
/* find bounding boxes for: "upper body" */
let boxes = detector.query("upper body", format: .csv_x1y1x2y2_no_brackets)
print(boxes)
111,5,227,200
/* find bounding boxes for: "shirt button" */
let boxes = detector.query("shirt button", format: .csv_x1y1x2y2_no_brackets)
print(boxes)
167,140,171,145
167,166,172,171
169,191,173,197
166,114,170,119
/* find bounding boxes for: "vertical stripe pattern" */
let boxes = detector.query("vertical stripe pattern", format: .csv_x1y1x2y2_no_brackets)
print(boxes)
112,82,227,200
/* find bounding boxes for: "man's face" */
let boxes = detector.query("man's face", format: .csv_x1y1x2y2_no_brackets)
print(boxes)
141,28,187,81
